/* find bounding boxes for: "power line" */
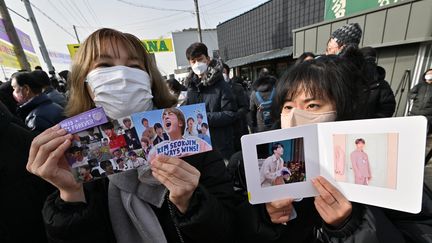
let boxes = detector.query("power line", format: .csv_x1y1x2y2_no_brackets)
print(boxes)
29,2,76,39
6,7,29,21
84,0,102,26
61,0,87,27
56,0,81,26
47,0,74,27
67,0,93,27
117,0,194,13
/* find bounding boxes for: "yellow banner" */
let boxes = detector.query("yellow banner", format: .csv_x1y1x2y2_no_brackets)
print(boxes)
0,40,41,69
67,38,173,58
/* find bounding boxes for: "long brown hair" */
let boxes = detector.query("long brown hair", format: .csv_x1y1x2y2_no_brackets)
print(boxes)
65,28,177,117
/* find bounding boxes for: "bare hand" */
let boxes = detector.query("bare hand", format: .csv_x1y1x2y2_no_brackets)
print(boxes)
265,198,294,224
26,125,85,202
312,176,352,227
150,155,200,213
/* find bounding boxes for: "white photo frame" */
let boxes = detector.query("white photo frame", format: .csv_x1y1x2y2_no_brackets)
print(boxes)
241,116,427,213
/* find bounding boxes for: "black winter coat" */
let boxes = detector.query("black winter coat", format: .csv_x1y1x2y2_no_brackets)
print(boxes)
364,65,396,118
228,80,249,151
17,93,65,134
42,150,236,243
185,59,237,159
410,81,432,117
0,101,55,243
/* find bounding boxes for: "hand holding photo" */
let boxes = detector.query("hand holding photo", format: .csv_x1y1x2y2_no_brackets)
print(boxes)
60,103,212,183
242,116,427,213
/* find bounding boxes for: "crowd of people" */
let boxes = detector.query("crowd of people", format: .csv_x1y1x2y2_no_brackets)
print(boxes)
1,22,431,243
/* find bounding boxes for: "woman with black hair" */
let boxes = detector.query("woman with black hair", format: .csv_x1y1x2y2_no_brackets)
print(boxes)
233,54,406,243
12,71,64,133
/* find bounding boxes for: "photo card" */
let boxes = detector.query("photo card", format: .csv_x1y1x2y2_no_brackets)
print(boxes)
242,116,427,213
60,103,212,183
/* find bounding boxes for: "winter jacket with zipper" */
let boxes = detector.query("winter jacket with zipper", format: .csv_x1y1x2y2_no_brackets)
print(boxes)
42,150,236,243
17,93,65,134
184,59,237,159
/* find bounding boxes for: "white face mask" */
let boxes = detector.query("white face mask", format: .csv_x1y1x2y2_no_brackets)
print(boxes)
425,74,432,81
281,108,336,129
223,73,229,82
192,62,208,75
86,65,154,119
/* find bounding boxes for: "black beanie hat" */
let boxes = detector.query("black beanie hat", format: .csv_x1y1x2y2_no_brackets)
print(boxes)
331,23,362,47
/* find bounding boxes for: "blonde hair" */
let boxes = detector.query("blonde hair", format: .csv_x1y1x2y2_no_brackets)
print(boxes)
65,28,177,117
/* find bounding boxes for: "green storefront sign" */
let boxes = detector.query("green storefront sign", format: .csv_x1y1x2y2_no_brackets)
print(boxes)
325,0,404,20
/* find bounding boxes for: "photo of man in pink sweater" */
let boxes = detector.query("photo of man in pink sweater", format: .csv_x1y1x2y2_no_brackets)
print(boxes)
350,138,372,185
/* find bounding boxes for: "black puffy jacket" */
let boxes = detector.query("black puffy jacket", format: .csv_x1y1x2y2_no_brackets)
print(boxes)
17,93,65,134
364,65,396,118
42,150,236,243
185,59,237,159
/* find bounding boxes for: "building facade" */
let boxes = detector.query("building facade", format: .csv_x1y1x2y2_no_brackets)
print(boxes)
293,0,432,116
217,0,325,80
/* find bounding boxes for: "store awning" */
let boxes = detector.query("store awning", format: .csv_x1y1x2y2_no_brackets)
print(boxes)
225,46,293,68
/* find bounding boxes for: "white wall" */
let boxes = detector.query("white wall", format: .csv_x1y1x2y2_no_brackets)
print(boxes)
172,29,218,69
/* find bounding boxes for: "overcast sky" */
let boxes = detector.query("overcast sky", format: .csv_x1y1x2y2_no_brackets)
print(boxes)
5,0,268,75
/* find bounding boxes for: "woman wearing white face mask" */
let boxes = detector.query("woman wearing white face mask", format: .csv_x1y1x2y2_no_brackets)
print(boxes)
232,54,407,243
26,28,236,243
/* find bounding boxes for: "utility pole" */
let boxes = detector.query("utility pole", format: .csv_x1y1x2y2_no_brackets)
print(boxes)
73,25,80,43
0,0,31,70
193,0,202,42
23,0,54,72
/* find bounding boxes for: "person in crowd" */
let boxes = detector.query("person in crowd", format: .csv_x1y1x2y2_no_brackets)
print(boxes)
101,121,127,151
360,46,396,118
32,70,67,107
410,68,432,131
184,117,198,137
326,23,362,55
78,165,94,182
232,54,407,243
249,74,277,132
295,52,315,65
58,70,69,94
12,71,64,134
351,138,372,185
167,74,187,106
0,100,55,243
260,143,286,187
153,122,169,145
26,28,235,243
223,63,249,151
0,73,21,115
198,122,211,145
184,42,237,159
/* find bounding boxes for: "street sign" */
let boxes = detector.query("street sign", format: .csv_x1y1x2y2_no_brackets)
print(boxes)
324,0,405,20
67,38,173,58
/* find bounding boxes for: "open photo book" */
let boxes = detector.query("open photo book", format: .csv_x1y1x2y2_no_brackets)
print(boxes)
241,116,427,213
59,103,212,183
